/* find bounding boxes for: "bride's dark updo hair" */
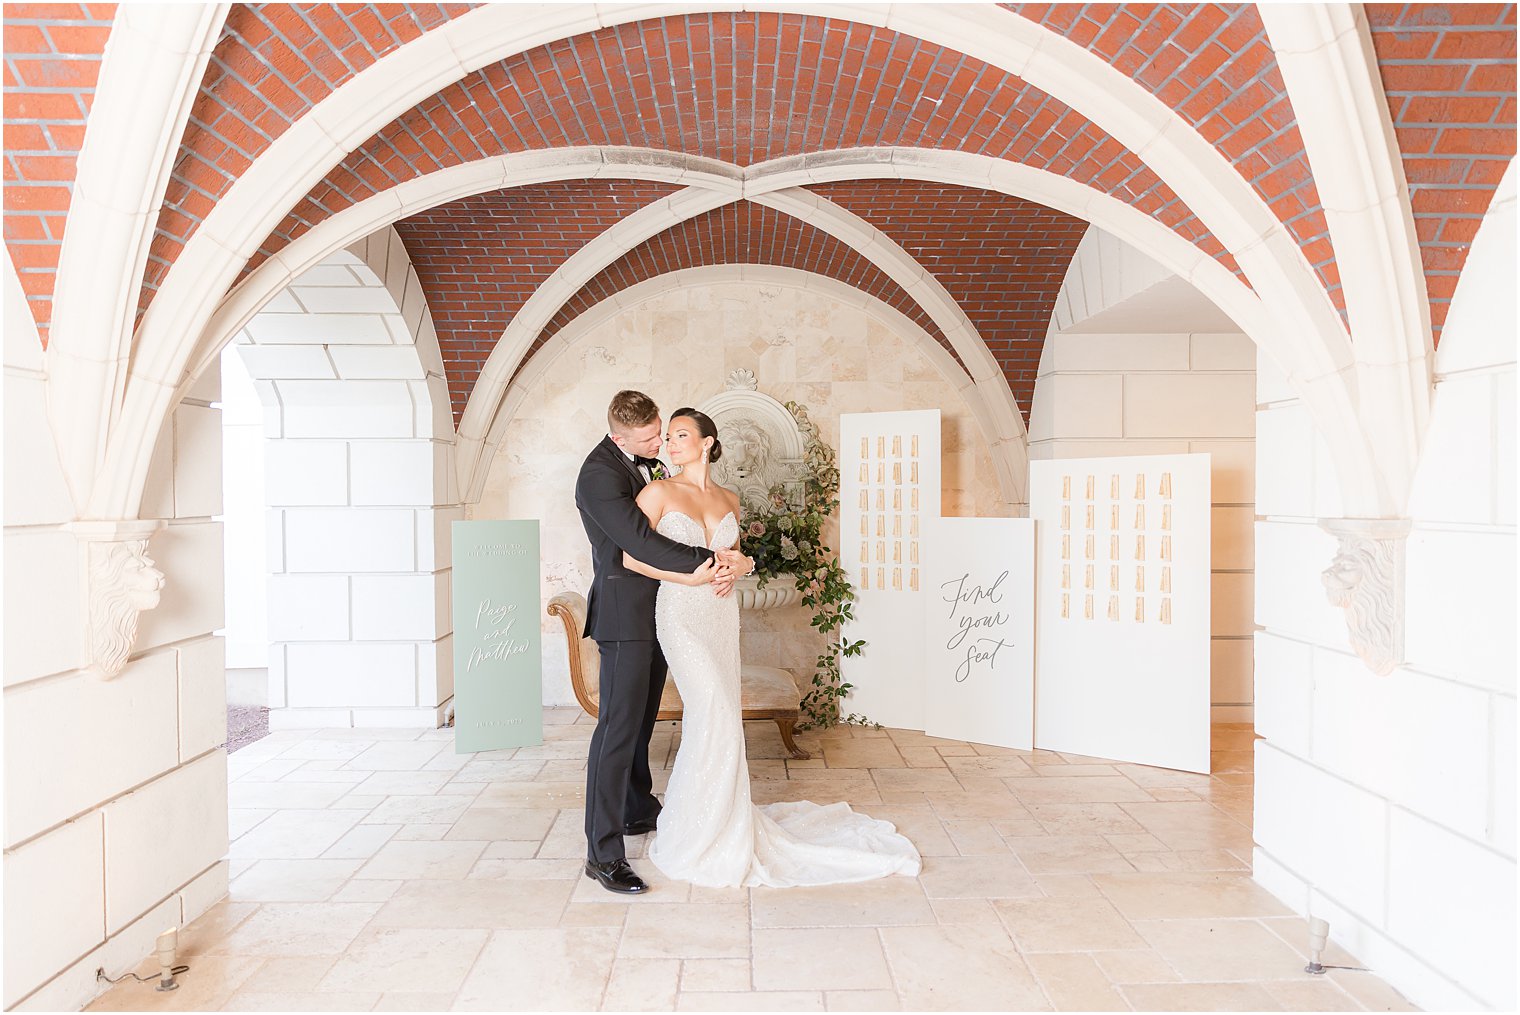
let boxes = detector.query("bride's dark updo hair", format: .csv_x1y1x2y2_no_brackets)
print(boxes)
670,407,722,463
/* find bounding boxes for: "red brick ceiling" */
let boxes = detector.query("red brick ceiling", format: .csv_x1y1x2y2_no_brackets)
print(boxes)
242,13,1229,298
393,179,680,422
1366,2,1517,336
808,181,1090,421
534,198,953,369
2,2,116,346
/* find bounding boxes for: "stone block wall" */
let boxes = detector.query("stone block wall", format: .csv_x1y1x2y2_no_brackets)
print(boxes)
1250,172,1516,1010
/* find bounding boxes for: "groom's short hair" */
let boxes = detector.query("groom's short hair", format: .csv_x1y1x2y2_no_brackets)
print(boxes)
608,390,659,433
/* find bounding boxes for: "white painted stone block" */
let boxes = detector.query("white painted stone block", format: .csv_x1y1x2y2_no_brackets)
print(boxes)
4,653,178,846
425,374,454,439
1387,668,1491,840
103,751,228,934
1210,571,1253,637
328,345,426,380
1310,647,1397,799
1253,520,1345,646
1492,695,1516,857
1210,505,1254,570
267,644,287,708
1436,174,1516,376
1209,638,1253,704
139,415,174,520
290,263,362,287
1255,345,1299,405
237,344,336,379
1408,373,1496,525
349,441,435,505
275,379,415,439
289,283,398,314
1189,332,1256,370
416,507,462,571
1387,808,1517,1009
1498,369,1515,526
269,706,353,730
1189,439,1254,504
352,573,447,641
172,403,223,519
1048,332,1190,372
1254,404,1316,517
1254,742,1388,923
353,706,439,729
2,813,105,1009
283,507,415,573
266,573,349,640
1029,373,1123,441
1404,528,1515,693
266,508,285,573
177,635,227,762
2,528,82,684
285,642,417,707
3,372,74,526
1253,632,1313,758
1124,372,1255,438
136,521,224,652
265,439,348,506
245,312,394,346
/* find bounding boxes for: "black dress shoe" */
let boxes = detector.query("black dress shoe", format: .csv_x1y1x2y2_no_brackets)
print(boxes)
623,817,658,836
584,858,650,894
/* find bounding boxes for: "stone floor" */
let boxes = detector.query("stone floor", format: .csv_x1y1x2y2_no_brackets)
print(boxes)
87,713,1416,1012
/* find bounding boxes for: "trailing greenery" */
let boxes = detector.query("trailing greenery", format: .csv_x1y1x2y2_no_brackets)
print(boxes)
737,401,876,730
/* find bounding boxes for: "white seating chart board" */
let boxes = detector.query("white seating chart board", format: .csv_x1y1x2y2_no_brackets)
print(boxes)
839,410,940,731
1030,454,1211,773
924,517,1035,750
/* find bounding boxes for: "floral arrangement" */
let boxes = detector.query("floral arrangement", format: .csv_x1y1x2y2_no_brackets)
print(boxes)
738,401,874,730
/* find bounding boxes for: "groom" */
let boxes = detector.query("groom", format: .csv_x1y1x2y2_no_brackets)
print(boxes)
575,390,745,893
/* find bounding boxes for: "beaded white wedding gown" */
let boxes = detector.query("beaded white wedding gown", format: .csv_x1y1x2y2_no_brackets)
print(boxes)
647,510,922,888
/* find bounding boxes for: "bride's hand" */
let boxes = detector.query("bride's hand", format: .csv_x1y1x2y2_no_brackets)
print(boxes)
683,557,718,587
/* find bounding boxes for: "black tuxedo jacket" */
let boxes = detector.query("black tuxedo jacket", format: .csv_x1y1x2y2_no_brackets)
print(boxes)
575,435,714,641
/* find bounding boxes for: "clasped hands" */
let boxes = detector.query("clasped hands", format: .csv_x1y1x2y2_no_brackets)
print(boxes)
687,549,752,597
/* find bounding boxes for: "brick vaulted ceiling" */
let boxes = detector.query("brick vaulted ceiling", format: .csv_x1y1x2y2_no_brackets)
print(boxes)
2,4,1514,370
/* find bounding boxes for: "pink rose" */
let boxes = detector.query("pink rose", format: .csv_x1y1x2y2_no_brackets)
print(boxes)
747,521,765,537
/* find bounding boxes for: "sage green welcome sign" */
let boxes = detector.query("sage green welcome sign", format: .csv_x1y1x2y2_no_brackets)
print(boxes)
452,520,543,753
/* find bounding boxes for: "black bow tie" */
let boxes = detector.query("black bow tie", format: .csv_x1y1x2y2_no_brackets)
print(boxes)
635,456,660,470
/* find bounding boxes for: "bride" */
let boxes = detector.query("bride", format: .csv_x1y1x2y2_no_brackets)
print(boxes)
620,407,921,888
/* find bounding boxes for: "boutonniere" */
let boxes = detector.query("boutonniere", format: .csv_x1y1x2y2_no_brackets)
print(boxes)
650,461,668,481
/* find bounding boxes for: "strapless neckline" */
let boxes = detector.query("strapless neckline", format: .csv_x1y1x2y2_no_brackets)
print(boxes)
661,509,737,550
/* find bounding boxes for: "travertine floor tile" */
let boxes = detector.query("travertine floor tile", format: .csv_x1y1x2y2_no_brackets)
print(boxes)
453,927,619,1011
368,876,573,929
1094,871,1294,920
917,855,1041,899
228,858,361,902
677,991,825,1011
602,957,682,1012
1119,981,1284,1011
1025,952,1130,1011
90,716,1411,1014
753,927,892,991
353,839,485,880
824,989,902,1011
317,927,488,993
994,896,1146,952
203,903,382,957
619,903,750,959
881,924,1050,1011
218,990,381,1010
681,958,751,992
752,876,933,928
1135,917,1315,981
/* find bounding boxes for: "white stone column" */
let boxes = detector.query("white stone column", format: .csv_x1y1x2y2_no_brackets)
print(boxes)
237,242,461,729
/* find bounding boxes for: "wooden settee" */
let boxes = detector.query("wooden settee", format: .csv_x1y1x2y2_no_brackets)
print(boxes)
547,591,810,759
